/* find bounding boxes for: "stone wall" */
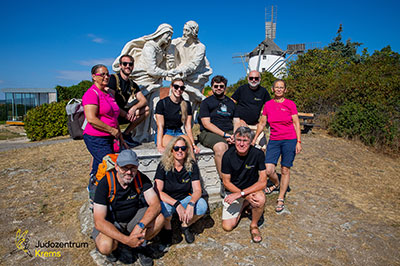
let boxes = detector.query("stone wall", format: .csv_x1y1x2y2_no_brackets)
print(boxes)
135,144,221,209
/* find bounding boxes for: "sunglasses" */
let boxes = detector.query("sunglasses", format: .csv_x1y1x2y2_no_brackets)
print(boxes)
173,84,186,91
213,85,225,89
94,72,110,77
249,77,260,81
122,62,133,67
173,145,187,152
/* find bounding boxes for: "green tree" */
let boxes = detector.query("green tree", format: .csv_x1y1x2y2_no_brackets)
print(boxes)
56,80,93,101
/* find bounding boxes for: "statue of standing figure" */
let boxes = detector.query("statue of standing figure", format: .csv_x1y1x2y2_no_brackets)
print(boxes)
112,21,212,143
168,21,213,119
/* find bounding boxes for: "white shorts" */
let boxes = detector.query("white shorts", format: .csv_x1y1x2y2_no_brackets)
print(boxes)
222,194,245,220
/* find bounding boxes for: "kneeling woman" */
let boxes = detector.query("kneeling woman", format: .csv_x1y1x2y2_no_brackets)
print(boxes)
155,78,200,155
154,136,208,244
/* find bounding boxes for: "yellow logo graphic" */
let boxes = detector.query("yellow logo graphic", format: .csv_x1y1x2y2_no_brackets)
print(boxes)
245,164,254,169
15,229,32,257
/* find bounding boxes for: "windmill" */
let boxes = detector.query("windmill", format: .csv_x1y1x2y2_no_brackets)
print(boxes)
233,5,307,78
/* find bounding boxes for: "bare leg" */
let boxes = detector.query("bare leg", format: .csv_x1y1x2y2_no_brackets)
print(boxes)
213,142,229,179
221,201,249,231
144,213,165,240
266,163,280,187
278,166,290,204
182,214,204,227
95,233,118,255
124,106,150,135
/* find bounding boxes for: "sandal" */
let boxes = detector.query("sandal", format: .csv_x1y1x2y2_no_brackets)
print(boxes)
275,198,285,213
250,225,262,243
264,184,279,194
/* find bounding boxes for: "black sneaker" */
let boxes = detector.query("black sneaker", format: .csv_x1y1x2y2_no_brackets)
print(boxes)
181,226,195,244
137,247,153,266
122,133,140,148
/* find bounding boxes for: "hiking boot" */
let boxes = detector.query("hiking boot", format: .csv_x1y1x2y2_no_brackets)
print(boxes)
160,229,172,246
181,226,195,244
122,133,140,148
137,247,153,266
105,249,119,262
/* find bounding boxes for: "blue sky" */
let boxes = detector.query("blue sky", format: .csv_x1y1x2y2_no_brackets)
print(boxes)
0,0,399,99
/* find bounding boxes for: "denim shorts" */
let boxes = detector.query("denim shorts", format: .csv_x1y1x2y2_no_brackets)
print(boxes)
160,196,208,218
265,139,297,167
154,128,184,145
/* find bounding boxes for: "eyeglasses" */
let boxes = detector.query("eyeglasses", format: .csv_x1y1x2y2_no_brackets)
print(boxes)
120,165,137,172
94,72,110,77
173,84,186,91
122,62,133,67
213,85,225,89
173,145,187,152
249,77,260,81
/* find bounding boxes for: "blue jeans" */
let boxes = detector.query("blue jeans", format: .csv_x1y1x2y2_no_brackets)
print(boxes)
161,196,208,218
83,134,115,178
154,128,184,145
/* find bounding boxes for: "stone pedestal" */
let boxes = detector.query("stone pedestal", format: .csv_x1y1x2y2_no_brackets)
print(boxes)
135,144,221,209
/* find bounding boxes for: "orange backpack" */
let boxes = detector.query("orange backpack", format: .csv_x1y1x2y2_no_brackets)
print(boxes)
94,153,143,203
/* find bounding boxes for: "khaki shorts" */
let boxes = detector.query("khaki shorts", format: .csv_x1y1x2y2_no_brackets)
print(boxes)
222,194,245,220
91,207,148,240
199,130,232,149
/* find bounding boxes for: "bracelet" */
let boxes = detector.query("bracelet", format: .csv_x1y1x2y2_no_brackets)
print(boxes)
188,202,195,207
223,132,227,138
173,201,181,208
297,140,302,143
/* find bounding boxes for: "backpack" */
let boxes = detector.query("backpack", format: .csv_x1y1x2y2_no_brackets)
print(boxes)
66,99,85,140
94,153,143,203
65,90,99,140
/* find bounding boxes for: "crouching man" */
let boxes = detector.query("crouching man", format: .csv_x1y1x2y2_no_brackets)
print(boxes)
221,126,267,243
93,149,164,265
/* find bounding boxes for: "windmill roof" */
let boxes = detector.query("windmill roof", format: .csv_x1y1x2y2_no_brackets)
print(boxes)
249,38,284,57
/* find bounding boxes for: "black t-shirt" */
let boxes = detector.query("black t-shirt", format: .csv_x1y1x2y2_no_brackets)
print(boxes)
154,162,200,200
231,84,271,125
108,73,141,109
221,146,266,191
94,170,153,223
155,97,192,130
199,95,238,132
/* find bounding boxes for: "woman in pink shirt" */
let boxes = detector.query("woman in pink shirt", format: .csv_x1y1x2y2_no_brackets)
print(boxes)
82,64,126,202
253,79,302,213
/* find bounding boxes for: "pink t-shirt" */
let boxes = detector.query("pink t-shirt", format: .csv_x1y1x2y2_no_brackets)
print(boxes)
82,84,120,137
262,99,298,140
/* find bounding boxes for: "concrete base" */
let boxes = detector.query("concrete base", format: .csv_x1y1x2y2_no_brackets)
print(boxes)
134,144,221,208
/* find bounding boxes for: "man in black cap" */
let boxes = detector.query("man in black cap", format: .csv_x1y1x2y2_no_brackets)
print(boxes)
92,149,164,265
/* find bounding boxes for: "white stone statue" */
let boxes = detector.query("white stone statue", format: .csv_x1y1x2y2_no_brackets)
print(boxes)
167,20,213,119
113,23,175,143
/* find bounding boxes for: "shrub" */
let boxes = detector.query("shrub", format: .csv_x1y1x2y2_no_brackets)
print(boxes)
329,102,399,151
25,101,68,141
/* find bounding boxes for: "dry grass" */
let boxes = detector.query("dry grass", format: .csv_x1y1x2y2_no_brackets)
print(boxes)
0,128,399,265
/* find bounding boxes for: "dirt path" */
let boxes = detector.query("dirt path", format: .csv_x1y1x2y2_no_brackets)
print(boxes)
0,129,399,265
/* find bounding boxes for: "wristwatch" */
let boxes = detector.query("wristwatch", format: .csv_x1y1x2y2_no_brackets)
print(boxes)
240,191,245,197
137,222,145,230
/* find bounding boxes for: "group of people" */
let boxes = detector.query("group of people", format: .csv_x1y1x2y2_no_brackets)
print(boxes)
81,56,302,264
